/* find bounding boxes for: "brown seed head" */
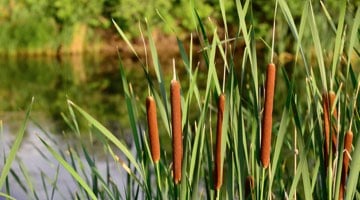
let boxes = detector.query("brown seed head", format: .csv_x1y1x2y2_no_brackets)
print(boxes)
214,94,225,190
322,91,338,168
340,130,353,200
171,79,182,184
261,63,276,168
146,96,160,163
343,130,353,175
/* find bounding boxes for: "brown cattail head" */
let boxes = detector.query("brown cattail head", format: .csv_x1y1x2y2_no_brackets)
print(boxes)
245,176,255,198
146,96,160,163
322,91,338,168
214,94,225,190
171,79,182,184
261,63,276,168
339,130,353,200
343,130,353,176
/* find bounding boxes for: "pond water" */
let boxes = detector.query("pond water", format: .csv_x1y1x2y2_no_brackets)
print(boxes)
0,55,144,199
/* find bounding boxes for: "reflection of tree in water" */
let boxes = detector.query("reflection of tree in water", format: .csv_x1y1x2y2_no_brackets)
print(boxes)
70,55,87,84
1,56,146,135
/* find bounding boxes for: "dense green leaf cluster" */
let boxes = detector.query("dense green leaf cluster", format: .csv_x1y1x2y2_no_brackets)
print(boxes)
0,0,345,55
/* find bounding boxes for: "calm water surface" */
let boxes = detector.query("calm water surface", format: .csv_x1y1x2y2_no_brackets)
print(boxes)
0,55,145,199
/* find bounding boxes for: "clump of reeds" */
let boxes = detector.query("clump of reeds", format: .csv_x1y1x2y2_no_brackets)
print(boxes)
261,63,276,168
339,130,353,200
214,93,225,190
171,73,182,184
146,96,160,163
322,91,338,168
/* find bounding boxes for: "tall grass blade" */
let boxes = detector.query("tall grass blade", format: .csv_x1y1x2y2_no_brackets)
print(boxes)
39,137,97,200
270,69,292,186
0,192,16,200
67,100,142,176
118,56,142,160
345,7,360,79
112,19,140,60
329,0,346,88
0,98,33,189
278,0,310,77
308,3,328,91
18,159,36,199
145,20,171,134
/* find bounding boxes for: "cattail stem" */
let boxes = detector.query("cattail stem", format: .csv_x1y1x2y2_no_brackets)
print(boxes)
146,96,160,163
245,176,255,198
214,94,225,190
339,130,353,200
261,63,276,168
322,91,337,169
171,79,182,184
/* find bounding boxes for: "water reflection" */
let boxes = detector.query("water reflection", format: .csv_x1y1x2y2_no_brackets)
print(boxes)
0,55,140,199
69,55,87,84
1,116,130,199
0,55,140,129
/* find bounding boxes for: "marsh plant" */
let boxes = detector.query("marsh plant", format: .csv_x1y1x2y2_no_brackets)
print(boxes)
1,0,360,199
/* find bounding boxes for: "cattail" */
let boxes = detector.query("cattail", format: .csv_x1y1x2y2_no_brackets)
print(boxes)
245,176,255,198
261,63,276,168
214,93,225,190
322,91,338,168
171,79,182,184
339,130,353,200
146,96,160,163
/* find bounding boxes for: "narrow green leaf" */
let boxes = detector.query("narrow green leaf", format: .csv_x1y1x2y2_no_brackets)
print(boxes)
0,98,33,189
0,192,16,200
345,6,360,79
308,3,327,91
39,137,97,200
68,100,142,176
112,19,140,59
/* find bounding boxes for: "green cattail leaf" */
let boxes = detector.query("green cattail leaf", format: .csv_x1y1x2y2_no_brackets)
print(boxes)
345,6,360,79
112,19,140,59
0,98,33,189
67,101,142,177
0,192,16,200
39,137,97,200
308,3,327,91
278,0,310,77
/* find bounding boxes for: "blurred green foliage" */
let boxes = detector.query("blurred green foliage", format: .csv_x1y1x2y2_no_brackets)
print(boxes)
0,0,352,55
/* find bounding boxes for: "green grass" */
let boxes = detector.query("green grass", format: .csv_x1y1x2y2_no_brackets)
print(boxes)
1,0,360,199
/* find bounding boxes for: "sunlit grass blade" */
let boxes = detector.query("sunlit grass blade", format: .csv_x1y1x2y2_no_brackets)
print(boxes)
345,6,360,79
50,165,61,200
39,137,97,200
308,3,327,91
18,159,36,199
118,56,142,160
0,98,33,189
270,69,293,187
67,100,142,177
0,192,16,200
90,167,116,200
328,0,346,88
112,19,140,60
9,168,27,193
235,0,258,103
278,0,310,77
145,20,171,134
40,171,49,200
